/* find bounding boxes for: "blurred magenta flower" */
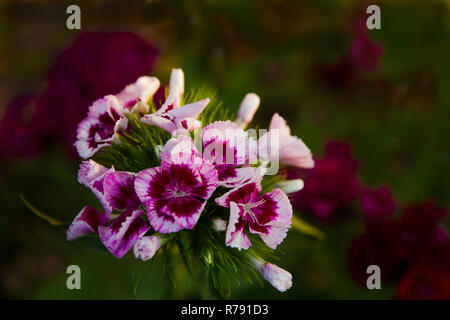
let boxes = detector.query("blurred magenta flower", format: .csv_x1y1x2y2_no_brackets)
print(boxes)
289,141,360,221
347,226,400,287
397,265,450,300
383,202,448,262
360,186,396,220
0,94,41,158
0,32,158,159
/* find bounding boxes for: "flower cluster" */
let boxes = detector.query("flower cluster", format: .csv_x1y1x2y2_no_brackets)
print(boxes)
67,68,314,293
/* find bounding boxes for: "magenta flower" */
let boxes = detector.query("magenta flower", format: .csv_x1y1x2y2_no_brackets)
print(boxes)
216,178,292,250
98,210,150,258
348,34,384,72
360,186,396,220
383,202,448,261
135,136,218,233
290,140,360,221
75,95,127,159
141,68,209,133
21,32,157,156
66,206,109,241
259,113,314,169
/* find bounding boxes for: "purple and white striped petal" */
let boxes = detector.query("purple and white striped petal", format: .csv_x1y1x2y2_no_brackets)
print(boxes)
133,236,161,261
225,202,251,250
98,210,150,258
66,206,109,241
77,161,115,214
103,171,140,211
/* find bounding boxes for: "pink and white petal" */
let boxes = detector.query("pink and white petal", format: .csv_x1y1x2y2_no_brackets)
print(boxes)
141,114,177,133
159,196,206,229
176,117,202,131
258,188,293,226
258,225,290,250
103,171,140,211
133,236,161,261
135,166,169,204
66,206,109,241
88,95,123,118
279,136,314,168
225,202,251,250
116,76,160,112
147,208,184,234
268,113,291,141
170,98,209,119
219,166,258,188
77,160,109,186
215,178,262,207
158,87,181,114
160,135,201,165
98,210,150,258
193,159,218,199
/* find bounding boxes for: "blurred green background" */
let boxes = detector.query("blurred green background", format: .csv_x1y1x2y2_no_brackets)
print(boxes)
0,0,449,299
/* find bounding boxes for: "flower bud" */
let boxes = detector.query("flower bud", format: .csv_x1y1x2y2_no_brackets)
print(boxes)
236,93,260,128
133,236,161,261
276,179,304,194
211,218,227,231
169,68,184,95
252,258,292,292
260,263,292,292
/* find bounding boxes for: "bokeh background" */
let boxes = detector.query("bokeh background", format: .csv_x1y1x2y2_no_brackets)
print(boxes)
1,0,449,299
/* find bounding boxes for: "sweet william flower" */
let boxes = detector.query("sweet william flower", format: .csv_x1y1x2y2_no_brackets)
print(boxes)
235,93,260,129
134,236,161,261
216,177,292,250
98,210,150,258
135,135,218,233
75,95,127,159
259,113,314,169
360,186,396,220
141,68,209,133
